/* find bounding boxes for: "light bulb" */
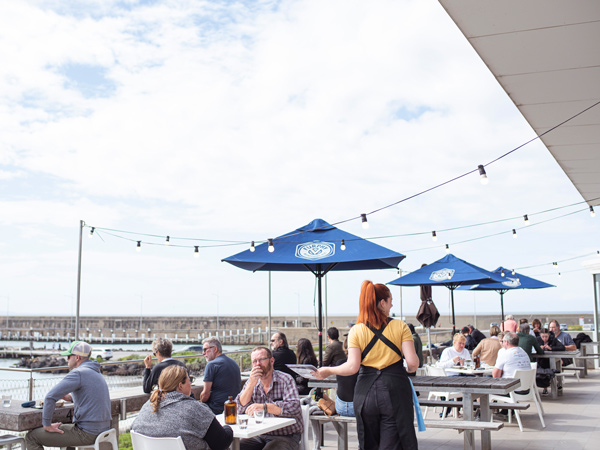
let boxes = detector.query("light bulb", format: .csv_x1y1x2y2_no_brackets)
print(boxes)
165,236,170,246
361,214,369,229
268,238,274,253
250,241,255,252
194,246,199,258
512,269,516,275
445,244,450,254
524,214,530,225
340,239,346,251
512,229,517,239
590,206,596,217
88,227,95,238
136,241,141,252
501,270,505,277
478,165,488,185
432,231,437,242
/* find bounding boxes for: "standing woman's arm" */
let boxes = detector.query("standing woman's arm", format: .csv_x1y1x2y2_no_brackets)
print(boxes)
402,341,419,373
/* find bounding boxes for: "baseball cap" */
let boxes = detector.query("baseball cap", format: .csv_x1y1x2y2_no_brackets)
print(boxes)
61,341,92,357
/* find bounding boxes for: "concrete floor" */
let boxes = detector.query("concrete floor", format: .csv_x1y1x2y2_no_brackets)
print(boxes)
313,369,600,450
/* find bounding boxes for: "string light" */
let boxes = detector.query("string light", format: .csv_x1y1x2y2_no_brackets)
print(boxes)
478,165,488,185
250,241,255,252
512,269,516,275
523,214,530,225
136,241,141,252
558,272,562,277
445,244,450,254
552,262,558,268
268,239,275,253
512,229,517,239
500,270,505,277
165,236,170,246
88,227,95,238
361,214,369,229
432,231,438,242
590,206,596,217
340,239,346,251
194,246,199,258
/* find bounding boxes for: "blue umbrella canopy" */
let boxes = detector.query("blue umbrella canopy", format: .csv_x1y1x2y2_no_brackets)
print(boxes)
457,266,555,325
223,218,405,362
387,254,505,334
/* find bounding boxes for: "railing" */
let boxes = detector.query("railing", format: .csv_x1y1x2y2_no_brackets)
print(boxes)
0,349,252,401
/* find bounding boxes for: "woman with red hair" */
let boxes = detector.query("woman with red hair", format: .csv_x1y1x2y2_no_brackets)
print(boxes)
314,280,419,449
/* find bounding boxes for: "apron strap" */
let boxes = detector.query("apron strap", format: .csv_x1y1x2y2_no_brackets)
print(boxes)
361,321,404,361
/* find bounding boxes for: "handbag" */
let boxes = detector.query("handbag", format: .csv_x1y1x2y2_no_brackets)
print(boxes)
317,393,336,416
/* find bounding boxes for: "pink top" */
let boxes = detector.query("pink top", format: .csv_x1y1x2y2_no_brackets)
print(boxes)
501,319,518,332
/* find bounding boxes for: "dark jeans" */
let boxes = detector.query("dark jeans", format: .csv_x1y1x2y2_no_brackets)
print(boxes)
362,378,407,450
240,433,300,450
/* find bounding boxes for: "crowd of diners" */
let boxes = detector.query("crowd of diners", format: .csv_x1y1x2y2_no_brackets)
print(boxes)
23,292,581,450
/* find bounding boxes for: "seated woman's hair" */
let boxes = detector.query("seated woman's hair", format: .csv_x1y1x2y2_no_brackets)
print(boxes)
150,365,188,413
296,338,317,365
490,325,500,336
453,333,466,344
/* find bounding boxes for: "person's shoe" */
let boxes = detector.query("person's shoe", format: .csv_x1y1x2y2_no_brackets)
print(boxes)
542,388,548,395
493,413,507,421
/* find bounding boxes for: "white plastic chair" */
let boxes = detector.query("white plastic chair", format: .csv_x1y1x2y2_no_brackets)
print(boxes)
490,368,545,432
0,434,26,450
60,428,118,450
130,431,186,450
424,366,462,420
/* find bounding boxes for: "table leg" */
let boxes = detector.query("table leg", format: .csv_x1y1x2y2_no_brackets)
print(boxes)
231,437,240,450
462,393,475,450
479,395,491,450
331,422,348,450
549,357,558,399
555,358,563,396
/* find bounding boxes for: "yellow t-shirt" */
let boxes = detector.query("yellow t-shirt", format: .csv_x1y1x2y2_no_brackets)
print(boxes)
348,319,413,370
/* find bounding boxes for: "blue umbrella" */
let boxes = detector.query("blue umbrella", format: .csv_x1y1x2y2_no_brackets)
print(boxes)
387,254,505,335
223,218,405,362
457,266,555,326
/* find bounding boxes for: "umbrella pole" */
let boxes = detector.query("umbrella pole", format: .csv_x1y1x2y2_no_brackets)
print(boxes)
450,288,456,336
500,291,504,328
317,266,324,367
426,327,432,365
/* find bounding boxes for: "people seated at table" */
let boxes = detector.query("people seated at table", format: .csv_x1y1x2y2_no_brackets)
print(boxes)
236,346,304,450
461,326,477,351
334,336,359,417
517,323,544,361
200,338,242,414
132,365,233,450
536,327,565,369
438,333,471,375
467,324,486,346
549,320,576,366
322,327,346,366
493,332,531,379
531,318,542,337
407,323,424,372
25,341,112,450
295,338,318,395
143,337,186,394
472,325,502,366
270,331,297,379
501,314,518,332
519,318,536,336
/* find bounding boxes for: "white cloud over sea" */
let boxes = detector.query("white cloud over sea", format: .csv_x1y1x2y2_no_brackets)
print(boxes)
0,0,597,324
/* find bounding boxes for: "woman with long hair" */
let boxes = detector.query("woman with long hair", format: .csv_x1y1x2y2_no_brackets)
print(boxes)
295,338,318,395
314,280,419,449
132,365,233,450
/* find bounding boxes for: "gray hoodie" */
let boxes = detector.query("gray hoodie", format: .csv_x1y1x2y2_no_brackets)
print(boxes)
43,359,111,434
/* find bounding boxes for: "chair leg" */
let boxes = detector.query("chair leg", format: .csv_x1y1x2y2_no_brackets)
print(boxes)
534,400,546,428
514,409,524,432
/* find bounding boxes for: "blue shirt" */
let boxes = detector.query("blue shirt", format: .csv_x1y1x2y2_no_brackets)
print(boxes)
203,354,241,414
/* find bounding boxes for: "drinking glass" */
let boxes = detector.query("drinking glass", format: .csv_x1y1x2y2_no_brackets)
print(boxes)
2,395,12,408
255,409,264,424
238,414,249,429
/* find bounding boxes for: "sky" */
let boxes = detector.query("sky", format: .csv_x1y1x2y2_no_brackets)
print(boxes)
1,0,598,325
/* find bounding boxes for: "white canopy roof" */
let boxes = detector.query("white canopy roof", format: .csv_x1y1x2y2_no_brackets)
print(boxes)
439,0,600,205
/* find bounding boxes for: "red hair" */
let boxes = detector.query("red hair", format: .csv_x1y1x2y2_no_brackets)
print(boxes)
356,280,391,329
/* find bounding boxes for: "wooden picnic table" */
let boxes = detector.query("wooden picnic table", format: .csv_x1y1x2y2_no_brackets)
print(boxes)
309,375,520,450
579,342,600,376
533,350,580,399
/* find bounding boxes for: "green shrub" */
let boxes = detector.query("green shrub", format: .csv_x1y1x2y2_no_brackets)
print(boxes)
119,432,132,450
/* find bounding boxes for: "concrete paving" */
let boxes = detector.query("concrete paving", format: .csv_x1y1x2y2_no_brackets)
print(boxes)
313,369,600,450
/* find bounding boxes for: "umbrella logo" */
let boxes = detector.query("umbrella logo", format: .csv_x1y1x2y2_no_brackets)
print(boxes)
295,242,335,260
502,277,521,288
430,268,455,281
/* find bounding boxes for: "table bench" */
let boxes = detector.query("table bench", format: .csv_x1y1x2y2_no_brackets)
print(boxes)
419,399,530,411
309,414,504,450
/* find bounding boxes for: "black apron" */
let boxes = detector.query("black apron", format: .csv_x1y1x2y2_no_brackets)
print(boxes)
353,321,418,449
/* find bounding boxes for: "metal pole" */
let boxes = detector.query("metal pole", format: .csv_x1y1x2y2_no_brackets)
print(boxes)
398,268,403,319
450,289,456,336
297,292,300,327
75,220,84,340
324,274,328,331
268,272,272,339
317,264,323,366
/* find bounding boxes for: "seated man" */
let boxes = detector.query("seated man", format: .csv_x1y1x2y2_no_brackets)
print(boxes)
461,326,477,351
200,338,242,414
26,341,112,450
549,320,576,366
236,346,303,450
467,324,486,346
322,327,346,366
143,337,185,393
517,323,544,361
270,332,297,379
493,332,531,379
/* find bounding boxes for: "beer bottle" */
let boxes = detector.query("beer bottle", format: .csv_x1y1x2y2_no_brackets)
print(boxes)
224,396,237,424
